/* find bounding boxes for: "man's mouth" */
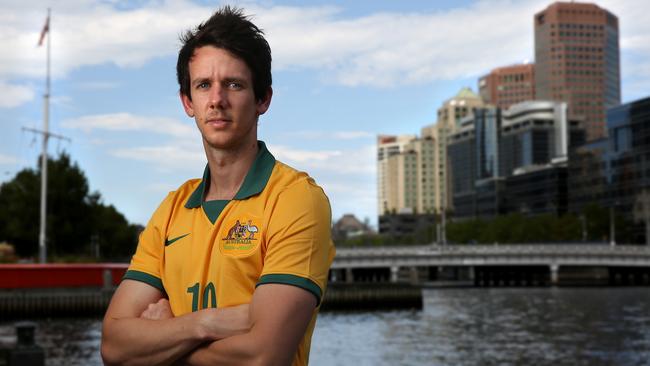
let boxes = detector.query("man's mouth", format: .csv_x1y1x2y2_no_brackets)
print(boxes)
206,116,231,127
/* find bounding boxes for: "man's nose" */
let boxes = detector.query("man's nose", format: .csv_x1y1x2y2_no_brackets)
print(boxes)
209,85,228,109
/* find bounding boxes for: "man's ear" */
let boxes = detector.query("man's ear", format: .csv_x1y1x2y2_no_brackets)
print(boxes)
257,87,273,115
180,92,195,117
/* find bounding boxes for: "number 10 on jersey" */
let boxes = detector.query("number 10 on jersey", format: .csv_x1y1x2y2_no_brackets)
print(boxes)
187,282,217,311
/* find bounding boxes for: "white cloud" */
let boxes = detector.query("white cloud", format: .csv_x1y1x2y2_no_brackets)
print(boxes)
0,153,22,165
0,0,206,79
269,145,342,163
0,80,34,108
62,112,195,139
50,95,75,110
74,81,121,90
146,182,181,193
265,0,650,87
286,130,374,140
333,131,374,140
2,0,649,88
323,180,377,222
112,145,204,171
265,143,377,222
601,0,650,53
269,144,375,175
261,0,545,86
89,138,109,146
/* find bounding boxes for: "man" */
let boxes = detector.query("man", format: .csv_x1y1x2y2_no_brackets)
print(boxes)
101,6,335,366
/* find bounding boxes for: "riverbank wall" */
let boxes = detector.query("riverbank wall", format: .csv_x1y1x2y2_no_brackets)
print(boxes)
2,263,649,318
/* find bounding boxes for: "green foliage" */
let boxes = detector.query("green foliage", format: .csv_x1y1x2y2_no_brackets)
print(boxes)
338,203,636,246
0,153,140,261
447,213,580,244
446,207,631,244
583,203,610,241
335,221,438,247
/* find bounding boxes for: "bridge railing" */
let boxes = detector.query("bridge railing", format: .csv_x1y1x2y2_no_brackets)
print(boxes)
335,243,650,257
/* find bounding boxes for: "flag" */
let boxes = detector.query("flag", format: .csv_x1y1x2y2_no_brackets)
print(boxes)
37,15,49,46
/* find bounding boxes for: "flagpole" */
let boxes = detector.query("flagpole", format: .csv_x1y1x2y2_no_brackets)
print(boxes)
38,8,51,264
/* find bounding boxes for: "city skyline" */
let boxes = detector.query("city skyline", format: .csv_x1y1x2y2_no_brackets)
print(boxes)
1,0,649,227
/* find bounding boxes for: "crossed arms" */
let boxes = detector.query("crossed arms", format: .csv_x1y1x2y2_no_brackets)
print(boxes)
101,279,316,366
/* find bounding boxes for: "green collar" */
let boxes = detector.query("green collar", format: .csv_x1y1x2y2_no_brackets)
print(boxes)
185,141,276,209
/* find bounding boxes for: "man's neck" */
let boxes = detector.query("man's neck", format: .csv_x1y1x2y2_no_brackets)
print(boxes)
203,139,259,201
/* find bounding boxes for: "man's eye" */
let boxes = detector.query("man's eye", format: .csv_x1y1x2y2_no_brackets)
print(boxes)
197,82,210,89
228,82,242,89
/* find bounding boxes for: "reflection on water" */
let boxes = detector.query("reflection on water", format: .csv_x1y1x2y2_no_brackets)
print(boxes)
311,288,650,366
2,288,650,366
0,318,102,366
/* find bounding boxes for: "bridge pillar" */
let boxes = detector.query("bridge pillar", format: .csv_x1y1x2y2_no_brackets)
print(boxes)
330,269,338,283
390,266,399,283
550,264,560,285
345,268,354,283
409,267,419,285
103,269,113,290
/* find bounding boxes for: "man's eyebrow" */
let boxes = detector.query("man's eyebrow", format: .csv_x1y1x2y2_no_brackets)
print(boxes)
191,77,211,87
223,77,247,84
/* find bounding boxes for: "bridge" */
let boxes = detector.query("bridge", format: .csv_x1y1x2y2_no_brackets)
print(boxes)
330,244,650,286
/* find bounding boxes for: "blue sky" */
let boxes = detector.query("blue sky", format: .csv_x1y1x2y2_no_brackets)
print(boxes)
1,0,649,227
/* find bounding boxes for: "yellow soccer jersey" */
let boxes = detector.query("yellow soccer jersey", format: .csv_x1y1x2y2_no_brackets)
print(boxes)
124,141,336,365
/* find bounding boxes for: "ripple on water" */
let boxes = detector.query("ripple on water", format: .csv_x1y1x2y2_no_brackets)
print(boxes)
311,287,650,366
1,288,650,366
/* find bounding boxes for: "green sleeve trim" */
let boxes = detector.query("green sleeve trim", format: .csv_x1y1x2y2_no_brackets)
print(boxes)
123,270,166,294
256,274,322,305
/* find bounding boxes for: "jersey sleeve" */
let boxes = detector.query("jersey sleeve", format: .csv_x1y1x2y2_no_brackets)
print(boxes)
257,179,336,305
122,193,173,294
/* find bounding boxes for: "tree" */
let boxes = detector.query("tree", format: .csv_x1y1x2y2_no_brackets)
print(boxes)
90,202,141,260
0,153,139,260
446,212,585,244
0,169,41,256
582,203,609,242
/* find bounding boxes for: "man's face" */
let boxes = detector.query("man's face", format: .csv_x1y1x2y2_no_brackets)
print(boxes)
181,46,271,151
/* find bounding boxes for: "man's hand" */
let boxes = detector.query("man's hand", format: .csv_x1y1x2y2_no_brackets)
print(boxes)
140,298,174,320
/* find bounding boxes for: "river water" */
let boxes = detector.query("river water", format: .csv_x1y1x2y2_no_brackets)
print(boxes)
1,287,650,365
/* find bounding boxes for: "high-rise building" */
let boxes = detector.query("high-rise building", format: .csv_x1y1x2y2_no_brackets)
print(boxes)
376,133,437,215
569,96,650,240
534,1,620,141
448,101,585,218
409,131,437,214
428,87,485,212
447,107,503,218
377,134,416,214
479,63,536,110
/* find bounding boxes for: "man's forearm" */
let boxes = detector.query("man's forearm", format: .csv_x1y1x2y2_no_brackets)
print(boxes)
179,284,316,366
102,313,205,366
179,314,308,366
102,306,250,366
179,333,263,366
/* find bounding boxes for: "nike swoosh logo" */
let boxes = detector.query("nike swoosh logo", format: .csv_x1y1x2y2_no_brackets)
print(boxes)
165,233,190,246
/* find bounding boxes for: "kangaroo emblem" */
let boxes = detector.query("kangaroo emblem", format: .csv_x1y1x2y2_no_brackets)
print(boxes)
225,220,241,240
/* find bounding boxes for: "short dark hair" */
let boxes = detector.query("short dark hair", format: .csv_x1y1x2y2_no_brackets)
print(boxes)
176,6,272,101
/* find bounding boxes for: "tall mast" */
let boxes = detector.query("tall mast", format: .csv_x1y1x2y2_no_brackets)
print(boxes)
38,8,51,264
